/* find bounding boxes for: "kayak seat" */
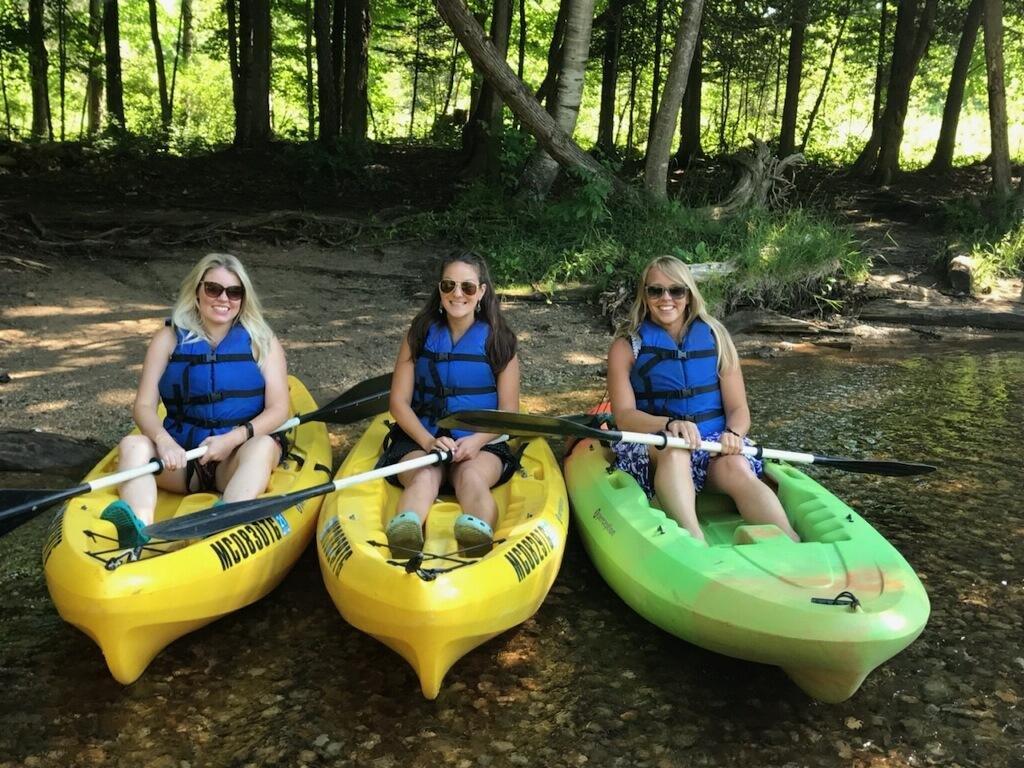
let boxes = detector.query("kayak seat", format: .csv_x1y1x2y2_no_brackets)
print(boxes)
733,524,790,545
793,501,852,544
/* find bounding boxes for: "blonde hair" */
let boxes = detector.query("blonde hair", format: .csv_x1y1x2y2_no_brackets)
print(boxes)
618,255,739,372
170,253,275,365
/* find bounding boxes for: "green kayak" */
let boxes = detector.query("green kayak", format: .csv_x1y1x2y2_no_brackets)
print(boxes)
564,436,931,703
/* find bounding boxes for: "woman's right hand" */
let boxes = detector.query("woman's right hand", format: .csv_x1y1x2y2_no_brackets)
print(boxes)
427,434,459,460
666,419,702,452
155,434,188,472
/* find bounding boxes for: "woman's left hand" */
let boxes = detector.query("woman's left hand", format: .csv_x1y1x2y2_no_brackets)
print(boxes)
452,434,487,462
718,429,744,455
198,429,245,464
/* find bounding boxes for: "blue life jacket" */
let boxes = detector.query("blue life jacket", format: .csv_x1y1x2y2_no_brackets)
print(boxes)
158,322,266,449
413,321,497,438
629,319,725,437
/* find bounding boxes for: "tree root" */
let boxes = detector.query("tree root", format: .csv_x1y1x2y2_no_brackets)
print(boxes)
701,136,804,219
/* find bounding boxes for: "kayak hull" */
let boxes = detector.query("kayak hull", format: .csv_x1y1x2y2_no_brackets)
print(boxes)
565,437,930,703
43,376,333,684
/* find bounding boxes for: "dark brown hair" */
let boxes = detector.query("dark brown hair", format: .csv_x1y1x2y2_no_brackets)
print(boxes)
406,251,517,372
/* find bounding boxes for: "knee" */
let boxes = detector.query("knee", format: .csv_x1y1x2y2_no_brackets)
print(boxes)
657,447,691,470
452,466,488,495
406,466,442,492
118,434,154,464
713,455,754,485
237,435,280,467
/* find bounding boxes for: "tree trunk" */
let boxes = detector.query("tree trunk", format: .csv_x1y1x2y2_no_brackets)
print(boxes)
306,0,315,140
410,3,422,136
517,0,526,81
517,0,596,199
643,0,705,199
596,0,624,155
442,38,459,115
85,0,102,135
331,0,345,131
872,0,888,131
148,0,171,132
104,0,125,132
181,0,194,61
718,56,730,151
778,0,808,157
853,0,937,184
464,0,512,177
982,0,1011,198
801,0,850,150
535,0,569,108
434,0,617,189
342,0,369,139
28,0,51,140
646,0,666,145
58,0,68,140
927,0,982,172
235,0,272,147
676,30,702,164
315,0,340,143
626,54,638,152
227,0,242,138
0,53,11,139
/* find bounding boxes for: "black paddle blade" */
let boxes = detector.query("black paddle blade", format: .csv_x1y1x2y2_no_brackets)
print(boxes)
812,456,938,477
0,487,83,537
142,481,336,540
439,410,607,440
299,372,392,425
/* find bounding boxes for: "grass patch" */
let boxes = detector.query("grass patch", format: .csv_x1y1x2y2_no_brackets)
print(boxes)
406,181,868,314
943,196,1024,293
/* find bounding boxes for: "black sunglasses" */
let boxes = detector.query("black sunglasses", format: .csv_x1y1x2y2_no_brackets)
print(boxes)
645,284,688,300
439,279,480,296
200,281,245,301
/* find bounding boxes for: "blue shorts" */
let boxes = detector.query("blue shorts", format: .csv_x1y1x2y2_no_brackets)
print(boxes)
611,430,764,497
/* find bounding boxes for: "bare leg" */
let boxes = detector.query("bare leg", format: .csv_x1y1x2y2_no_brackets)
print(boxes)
449,452,502,528
116,434,187,525
706,455,800,542
392,450,444,523
216,435,282,502
651,447,704,544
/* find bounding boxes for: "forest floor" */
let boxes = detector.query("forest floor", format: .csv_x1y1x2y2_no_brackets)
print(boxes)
0,142,1021,461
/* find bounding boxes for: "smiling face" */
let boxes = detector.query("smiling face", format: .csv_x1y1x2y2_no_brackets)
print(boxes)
643,266,690,330
196,266,244,330
439,260,486,322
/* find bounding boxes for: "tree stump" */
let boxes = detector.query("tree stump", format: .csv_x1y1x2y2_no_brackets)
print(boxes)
701,136,804,219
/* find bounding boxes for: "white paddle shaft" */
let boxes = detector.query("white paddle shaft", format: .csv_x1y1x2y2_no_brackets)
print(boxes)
617,430,817,465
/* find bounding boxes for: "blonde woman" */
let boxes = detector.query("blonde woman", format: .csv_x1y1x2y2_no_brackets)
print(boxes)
101,253,289,546
607,255,799,544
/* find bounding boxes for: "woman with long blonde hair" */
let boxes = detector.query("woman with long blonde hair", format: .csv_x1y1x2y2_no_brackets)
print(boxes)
607,255,798,544
100,253,289,547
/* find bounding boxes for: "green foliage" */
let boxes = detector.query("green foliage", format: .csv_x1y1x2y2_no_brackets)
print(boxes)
409,184,866,314
944,196,1024,291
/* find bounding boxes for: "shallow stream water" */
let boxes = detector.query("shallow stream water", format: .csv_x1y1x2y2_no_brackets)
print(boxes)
1,342,1021,768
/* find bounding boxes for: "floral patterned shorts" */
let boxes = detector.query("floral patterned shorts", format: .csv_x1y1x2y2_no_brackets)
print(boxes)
611,430,764,497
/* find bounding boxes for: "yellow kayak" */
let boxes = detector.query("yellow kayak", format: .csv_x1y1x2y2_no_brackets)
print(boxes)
42,376,332,684
316,413,569,698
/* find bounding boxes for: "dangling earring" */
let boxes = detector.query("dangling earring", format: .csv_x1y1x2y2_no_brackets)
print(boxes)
474,302,481,314
438,305,444,315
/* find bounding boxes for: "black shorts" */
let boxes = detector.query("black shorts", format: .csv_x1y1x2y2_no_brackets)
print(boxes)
375,424,519,492
184,432,288,493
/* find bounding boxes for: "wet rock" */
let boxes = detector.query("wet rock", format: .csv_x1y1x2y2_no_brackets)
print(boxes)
298,750,318,763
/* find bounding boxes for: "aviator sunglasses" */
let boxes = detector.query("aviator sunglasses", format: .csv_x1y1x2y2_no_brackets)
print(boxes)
438,279,480,296
645,284,689,300
200,281,245,301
